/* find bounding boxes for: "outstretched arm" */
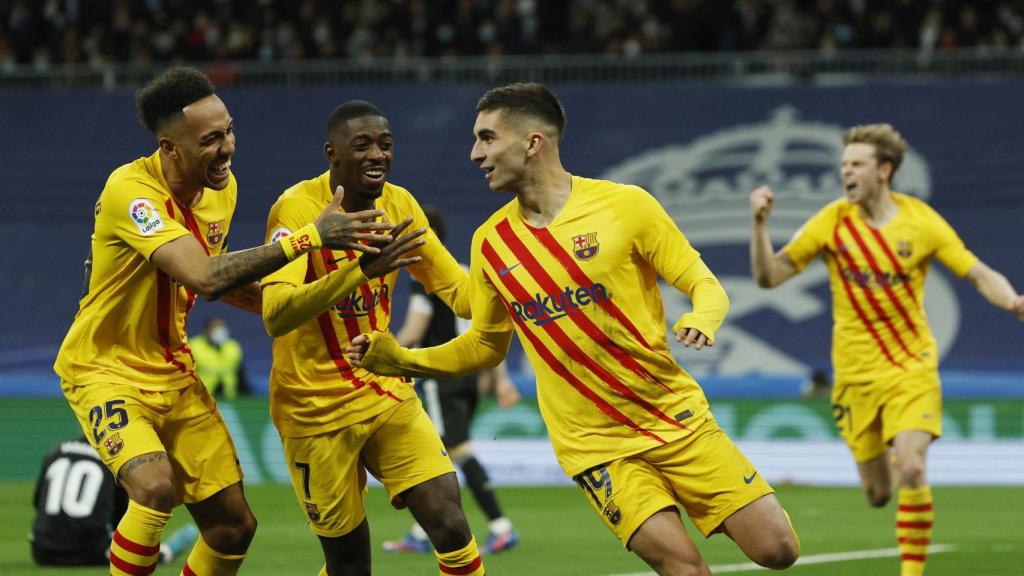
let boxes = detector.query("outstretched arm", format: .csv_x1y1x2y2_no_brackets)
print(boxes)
263,219,427,337
347,327,513,379
965,260,1024,321
152,187,394,300
750,186,799,288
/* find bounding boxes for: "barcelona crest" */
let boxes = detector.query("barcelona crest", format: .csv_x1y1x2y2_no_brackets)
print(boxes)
603,500,622,526
572,232,600,260
207,221,225,246
104,433,124,457
897,240,913,259
304,502,321,522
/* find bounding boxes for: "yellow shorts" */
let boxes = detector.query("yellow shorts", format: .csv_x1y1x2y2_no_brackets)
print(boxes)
573,414,774,547
281,397,454,537
61,379,243,505
833,368,942,462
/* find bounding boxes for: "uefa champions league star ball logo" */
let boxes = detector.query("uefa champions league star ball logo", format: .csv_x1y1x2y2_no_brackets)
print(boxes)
601,106,959,377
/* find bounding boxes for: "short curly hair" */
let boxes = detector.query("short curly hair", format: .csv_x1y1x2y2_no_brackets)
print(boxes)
135,67,216,134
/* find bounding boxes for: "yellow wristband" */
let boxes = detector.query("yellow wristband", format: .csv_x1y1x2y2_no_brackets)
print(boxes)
280,223,323,261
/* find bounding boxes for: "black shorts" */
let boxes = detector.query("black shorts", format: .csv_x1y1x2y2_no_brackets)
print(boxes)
32,542,109,566
417,375,479,448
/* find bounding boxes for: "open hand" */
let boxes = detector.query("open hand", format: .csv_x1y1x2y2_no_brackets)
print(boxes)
316,186,394,254
359,217,427,279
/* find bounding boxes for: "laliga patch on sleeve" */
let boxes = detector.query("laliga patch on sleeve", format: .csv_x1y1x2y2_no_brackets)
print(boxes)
128,199,165,236
269,226,292,243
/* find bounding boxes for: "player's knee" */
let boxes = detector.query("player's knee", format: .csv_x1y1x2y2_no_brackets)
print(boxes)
864,485,891,508
127,477,176,512
226,508,258,548
898,461,926,488
753,536,800,570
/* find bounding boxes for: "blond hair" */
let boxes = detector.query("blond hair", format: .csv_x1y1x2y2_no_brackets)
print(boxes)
843,123,908,182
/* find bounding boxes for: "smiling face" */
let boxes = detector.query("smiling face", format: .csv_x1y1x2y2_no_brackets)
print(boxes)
470,109,530,193
164,94,235,191
326,115,393,202
840,142,892,205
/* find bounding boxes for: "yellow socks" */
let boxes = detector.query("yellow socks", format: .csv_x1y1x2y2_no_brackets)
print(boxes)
896,486,933,576
180,535,246,576
435,536,485,575
110,500,170,576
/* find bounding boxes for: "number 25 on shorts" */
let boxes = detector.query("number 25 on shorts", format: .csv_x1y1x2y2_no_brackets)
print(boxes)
88,399,129,443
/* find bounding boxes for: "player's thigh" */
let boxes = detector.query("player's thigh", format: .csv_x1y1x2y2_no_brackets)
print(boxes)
160,381,243,504
881,369,942,444
651,417,775,538
572,457,677,549
61,380,170,478
282,428,368,538
628,508,711,575
362,397,455,506
832,381,887,463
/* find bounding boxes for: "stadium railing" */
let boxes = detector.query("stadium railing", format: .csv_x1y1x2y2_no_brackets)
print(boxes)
3,47,1024,88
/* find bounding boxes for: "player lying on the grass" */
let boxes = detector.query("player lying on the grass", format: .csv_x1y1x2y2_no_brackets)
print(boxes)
347,82,800,576
749,122,1024,576
30,435,198,567
383,205,521,556
261,100,486,576
53,67,394,576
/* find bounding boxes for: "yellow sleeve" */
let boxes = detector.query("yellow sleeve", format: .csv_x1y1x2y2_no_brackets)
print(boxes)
260,191,370,337
782,204,835,272
403,200,472,319
632,186,701,285
361,226,513,376
262,258,368,337
924,203,978,278
628,187,728,342
669,259,729,343
100,180,190,260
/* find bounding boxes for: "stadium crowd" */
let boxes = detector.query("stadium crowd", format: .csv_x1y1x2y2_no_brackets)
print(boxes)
2,0,1023,68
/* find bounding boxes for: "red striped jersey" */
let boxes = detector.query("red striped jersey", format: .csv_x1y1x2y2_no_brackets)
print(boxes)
783,192,977,382
55,151,236,390
468,176,713,476
261,173,467,437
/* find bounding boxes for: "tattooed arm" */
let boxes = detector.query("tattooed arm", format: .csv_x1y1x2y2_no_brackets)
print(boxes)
220,282,262,314
151,188,394,300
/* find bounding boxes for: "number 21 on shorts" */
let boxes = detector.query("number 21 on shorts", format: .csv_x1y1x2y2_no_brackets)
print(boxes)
88,399,129,443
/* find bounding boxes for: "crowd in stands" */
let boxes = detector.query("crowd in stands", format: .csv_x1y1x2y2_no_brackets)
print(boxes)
3,0,1023,68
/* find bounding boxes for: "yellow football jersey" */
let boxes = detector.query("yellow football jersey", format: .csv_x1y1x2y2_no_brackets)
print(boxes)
784,192,977,382
261,173,468,438
55,151,237,390
465,176,714,477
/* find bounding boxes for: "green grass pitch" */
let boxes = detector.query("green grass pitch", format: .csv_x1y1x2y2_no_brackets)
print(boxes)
1,483,1021,575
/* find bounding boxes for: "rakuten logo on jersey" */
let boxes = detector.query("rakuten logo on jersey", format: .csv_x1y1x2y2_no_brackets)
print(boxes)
333,284,390,318
510,283,608,326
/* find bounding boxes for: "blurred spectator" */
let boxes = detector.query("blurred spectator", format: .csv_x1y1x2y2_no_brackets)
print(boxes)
801,369,832,399
2,1,1022,68
191,316,250,400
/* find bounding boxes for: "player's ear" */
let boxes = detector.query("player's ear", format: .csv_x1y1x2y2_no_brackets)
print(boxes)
526,132,544,157
158,136,176,158
879,160,894,183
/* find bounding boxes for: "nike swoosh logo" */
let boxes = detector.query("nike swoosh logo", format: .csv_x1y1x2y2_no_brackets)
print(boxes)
743,471,758,484
498,263,521,276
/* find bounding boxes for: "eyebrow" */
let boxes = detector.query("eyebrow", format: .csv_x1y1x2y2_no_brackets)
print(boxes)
476,128,496,138
199,120,233,141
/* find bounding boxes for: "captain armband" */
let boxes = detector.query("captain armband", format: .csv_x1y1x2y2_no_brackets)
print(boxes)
279,223,323,261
